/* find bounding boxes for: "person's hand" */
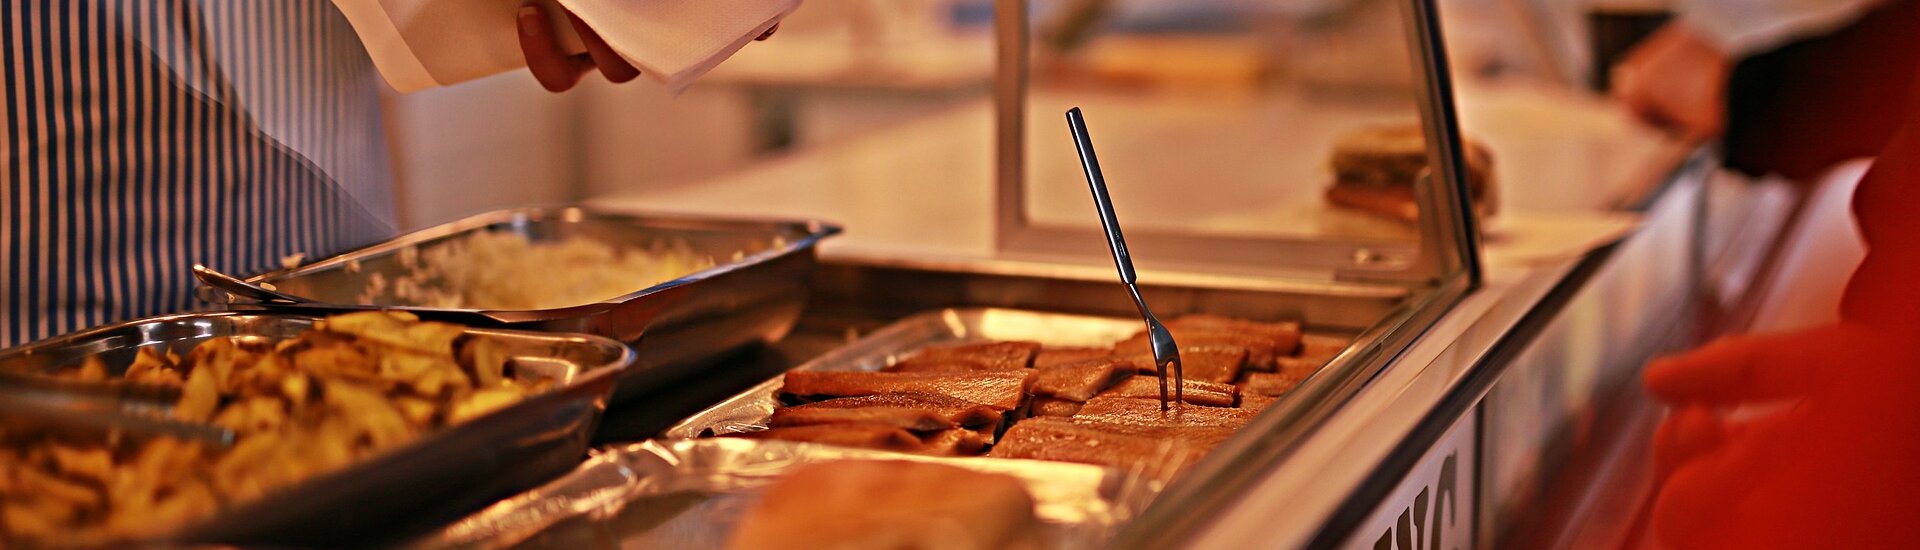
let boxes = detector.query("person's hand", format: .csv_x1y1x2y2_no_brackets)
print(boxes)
515,1,779,93
517,1,636,92
1641,329,1821,549
1610,23,1731,141
1642,323,1920,548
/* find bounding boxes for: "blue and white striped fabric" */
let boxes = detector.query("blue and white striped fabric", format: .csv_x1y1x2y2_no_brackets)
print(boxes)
2,0,396,347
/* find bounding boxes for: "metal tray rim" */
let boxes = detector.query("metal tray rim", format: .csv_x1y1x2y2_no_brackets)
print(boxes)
233,205,843,319
1,310,637,375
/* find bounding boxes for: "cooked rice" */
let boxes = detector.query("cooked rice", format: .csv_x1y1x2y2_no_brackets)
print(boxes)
369,232,716,310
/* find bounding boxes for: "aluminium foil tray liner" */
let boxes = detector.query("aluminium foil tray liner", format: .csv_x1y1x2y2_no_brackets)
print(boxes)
422,438,1156,550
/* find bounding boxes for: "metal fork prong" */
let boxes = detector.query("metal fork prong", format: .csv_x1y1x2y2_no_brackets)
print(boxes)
1156,360,1170,411
1172,358,1184,406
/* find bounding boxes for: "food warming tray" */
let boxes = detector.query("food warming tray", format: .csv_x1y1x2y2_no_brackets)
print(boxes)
420,439,1152,550
436,307,1359,549
667,307,1353,440
0,312,634,547
660,307,1370,546
201,206,840,403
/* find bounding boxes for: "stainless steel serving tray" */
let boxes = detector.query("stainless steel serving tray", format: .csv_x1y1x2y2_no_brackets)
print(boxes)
0,312,634,547
669,307,1356,439
653,307,1377,547
420,439,1151,550
203,206,840,404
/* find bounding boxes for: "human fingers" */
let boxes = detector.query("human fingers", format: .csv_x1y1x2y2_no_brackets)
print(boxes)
1652,406,1723,484
1643,332,1820,406
1609,61,1678,133
1648,417,1791,549
564,11,641,84
1653,406,1804,487
1673,87,1727,142
518,2,590,92
1607,57,1641,104
1658,23,1729,140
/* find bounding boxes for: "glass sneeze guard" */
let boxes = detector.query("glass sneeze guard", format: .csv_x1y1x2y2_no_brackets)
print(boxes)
990,0,1484,289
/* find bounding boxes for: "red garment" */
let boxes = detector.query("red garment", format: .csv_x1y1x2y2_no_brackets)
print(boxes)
1843,72,1920,327
1644,25,1920,550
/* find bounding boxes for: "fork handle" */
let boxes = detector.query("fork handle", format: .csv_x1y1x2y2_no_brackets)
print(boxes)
0,383,235,447
1067,107,1138,285
1124,284,1155,325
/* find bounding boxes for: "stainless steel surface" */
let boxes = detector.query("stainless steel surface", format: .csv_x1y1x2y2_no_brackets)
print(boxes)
1067,107,1184,409
425,439,1149,550
0,312,634,546
205,206,840,403
1492,162,1806,549
808,259,1408,334
1480,160,1715,549
1173,154,1705,548
0,371,236,446
193,263,304,305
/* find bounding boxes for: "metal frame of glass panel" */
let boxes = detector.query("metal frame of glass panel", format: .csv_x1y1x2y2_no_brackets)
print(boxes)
991,0,1483,289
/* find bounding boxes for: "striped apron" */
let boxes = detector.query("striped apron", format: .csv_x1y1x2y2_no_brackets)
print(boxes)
2,0,396,347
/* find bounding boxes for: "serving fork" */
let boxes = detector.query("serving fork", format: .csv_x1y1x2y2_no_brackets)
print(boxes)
0,371,236,447
1066,107,1184,410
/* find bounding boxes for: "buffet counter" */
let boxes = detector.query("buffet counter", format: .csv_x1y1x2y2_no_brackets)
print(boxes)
586,83,1776,546
0,0,1820,545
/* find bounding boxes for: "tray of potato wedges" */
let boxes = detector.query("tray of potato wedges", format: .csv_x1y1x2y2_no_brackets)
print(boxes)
666,307,1351,481
0,311,632,547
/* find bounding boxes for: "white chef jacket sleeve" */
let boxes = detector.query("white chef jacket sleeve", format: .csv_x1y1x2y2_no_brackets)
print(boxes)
332,0,584,93
1673,0,1883,56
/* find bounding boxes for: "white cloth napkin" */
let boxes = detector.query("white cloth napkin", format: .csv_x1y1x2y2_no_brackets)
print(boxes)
556,0,795,93
333,0,798,93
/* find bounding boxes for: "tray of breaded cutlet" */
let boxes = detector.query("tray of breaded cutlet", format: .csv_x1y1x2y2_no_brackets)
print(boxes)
665,308,1351,479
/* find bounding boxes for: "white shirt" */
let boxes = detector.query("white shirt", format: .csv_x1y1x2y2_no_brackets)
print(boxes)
1675,0,1884,55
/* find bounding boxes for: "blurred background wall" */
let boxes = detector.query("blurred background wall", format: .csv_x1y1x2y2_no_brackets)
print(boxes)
382,0,1616,229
